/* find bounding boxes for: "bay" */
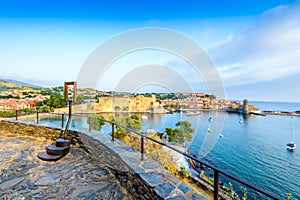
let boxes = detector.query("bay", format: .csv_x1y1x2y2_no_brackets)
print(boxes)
35,101,300,199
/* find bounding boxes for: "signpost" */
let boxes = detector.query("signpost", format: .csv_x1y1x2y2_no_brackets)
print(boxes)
63,81,77,139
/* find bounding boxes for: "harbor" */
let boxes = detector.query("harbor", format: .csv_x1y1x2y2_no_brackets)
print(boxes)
32,101,300,199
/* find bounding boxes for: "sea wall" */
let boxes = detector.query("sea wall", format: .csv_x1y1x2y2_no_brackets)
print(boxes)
0,120,206,200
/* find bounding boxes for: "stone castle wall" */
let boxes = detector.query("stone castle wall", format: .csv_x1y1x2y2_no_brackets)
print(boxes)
95,95,165,113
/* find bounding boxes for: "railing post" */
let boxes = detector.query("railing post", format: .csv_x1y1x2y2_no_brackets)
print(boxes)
214,170,219,200
88,117,91,132
61,113,65,128
111,122,114,141
15,110,18,121
36,111,39,124
141,133,145,161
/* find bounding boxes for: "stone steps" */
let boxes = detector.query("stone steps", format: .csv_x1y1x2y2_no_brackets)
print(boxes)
37,152,63,161
46,144,70,156
38,138,70,161
56,138,71,147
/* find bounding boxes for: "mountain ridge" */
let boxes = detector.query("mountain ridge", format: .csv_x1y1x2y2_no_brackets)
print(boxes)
0,79,42,90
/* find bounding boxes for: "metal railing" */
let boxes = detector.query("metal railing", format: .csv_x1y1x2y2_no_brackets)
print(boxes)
0,108,36,120
9,110,282,200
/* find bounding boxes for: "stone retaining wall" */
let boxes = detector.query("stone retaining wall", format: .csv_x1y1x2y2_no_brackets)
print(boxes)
0,120,207,200
0,121,62,140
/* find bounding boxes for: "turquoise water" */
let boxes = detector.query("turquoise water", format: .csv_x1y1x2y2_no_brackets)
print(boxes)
36,101,300,199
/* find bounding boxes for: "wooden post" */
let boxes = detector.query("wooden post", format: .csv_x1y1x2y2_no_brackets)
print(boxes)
62,113,65,128
111,123,114,141
214,170,219,200
36,111,39,124
141,134,145,161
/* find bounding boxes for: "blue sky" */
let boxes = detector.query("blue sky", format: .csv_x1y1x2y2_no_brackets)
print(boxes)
0,0,300,102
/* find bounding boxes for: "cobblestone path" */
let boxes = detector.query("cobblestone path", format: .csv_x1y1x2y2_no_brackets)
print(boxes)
0,133,130,200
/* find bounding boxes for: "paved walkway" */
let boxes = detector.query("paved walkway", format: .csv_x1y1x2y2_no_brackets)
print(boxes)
0,132,130,200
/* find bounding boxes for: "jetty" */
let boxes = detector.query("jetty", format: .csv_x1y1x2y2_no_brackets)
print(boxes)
261,110,300,116
250,111,266,116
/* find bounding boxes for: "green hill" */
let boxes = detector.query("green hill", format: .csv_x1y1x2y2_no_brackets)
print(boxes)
0,79,40,91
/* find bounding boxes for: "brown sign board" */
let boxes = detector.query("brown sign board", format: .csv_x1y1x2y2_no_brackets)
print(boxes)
64,81,77,102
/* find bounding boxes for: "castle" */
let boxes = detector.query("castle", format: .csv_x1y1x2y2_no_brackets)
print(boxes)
95,95,165,113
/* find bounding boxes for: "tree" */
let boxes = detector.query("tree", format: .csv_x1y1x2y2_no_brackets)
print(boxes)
87,114,105,131
205,94,216,100
43,94,66,109
210,94,216,99
113,114,142,140
76,95,85,104
165,120,194,145
174,121,194,145
165,127,178,142
39,105,51,113
115,121,128,140
34,100,44,107
127,114,142,131
0,110,16,118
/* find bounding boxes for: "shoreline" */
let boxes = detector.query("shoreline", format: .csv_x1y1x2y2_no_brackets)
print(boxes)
162,144,215,199
163,143,234,199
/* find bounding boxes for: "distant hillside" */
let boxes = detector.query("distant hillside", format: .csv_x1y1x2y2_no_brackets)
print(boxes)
0,79,41,90
1,79,42,88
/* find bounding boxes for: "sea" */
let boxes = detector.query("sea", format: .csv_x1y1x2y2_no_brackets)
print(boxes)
35,101,300,199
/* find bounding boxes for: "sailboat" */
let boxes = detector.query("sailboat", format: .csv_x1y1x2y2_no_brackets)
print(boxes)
287,123,296,151
208,120,213,133
287,142,296,151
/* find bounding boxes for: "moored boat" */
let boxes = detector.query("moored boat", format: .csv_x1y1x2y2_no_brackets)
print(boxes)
287,142,296,151
141,115,148,119
287,119,296,151
186,111,202,116
208,117,212,122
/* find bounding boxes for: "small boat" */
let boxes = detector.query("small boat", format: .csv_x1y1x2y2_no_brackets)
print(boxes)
208,117,212,122
186,111,202,116
287,122,296,151
239,119,243,124
219,134,223,137
141,115,148,120
287,142,296,151
207,122,213,132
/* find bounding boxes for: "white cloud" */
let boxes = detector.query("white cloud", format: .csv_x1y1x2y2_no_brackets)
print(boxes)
218,62,241,73
211,34,235,48
210,1,300,87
